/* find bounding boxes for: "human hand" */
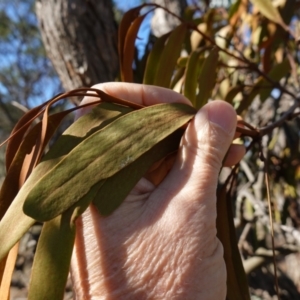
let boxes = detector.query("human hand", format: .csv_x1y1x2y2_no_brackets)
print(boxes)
70,82,245,299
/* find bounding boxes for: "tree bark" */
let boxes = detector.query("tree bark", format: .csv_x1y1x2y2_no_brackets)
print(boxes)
151,0,187,37
35,0,118,91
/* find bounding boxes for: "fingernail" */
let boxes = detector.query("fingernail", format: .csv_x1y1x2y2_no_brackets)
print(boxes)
207,101,236,134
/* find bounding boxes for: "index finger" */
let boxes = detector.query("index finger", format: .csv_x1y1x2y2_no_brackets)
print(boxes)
76,82,192,118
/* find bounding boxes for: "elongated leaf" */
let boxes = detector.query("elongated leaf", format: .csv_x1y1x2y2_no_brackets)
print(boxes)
43,103,133,162
228,0,241,20
0,103,130,219
170,66,185,90
0,108,79,287
0,110,73,221
118,5,145,73
94,129,184,215
184,49,204,106
0,103,132,262
121,13,149,82
250,0,288,30
196,48,219,109
0,206,34,263
0,259,7,290
177,57,188,68
154,23,187,88
190,23,207,51
5,101,49,170
27,184,95,300
216,185,251,300
0,243,19,300
0,89,116,223
143,32,170,85
225,85,244,104
28,215,75,300
23,103,196,222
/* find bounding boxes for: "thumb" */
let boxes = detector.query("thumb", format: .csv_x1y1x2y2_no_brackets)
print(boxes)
157,100,237,205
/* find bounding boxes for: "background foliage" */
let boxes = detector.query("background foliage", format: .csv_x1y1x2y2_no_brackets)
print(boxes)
0,0,60,185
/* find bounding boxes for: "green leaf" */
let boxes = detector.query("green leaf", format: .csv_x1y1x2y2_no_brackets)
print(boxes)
184,48,205,106
177,56,189,68
27,214,75,300
27,186,94,300
0,103,132,262
153,23,187,88
170,67,185,90
93,129,184,215
43,103,133,162
224,85,244,104
196,48,219,109
143,32,170,85
23,103,196,222
228,0,241,20
250,0,288,30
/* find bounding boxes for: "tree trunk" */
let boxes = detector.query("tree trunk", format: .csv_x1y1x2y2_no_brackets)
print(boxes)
35,0,118,91
151,0,187,37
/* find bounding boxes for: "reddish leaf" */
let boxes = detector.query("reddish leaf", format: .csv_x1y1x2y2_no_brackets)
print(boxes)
121,13,149,82
0,109,78,221
118,5,145,69
4,101,49,171
216,184,251,300
0,243,19,300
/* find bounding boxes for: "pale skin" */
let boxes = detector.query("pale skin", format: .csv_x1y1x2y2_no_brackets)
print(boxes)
70,82,245,300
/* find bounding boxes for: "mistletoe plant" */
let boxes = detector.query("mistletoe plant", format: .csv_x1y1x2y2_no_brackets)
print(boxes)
1,0,300,299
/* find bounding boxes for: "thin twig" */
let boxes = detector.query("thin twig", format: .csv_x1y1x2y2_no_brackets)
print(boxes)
265,167,280,298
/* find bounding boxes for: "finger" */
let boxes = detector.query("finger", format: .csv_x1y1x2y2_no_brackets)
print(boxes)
223,144,245,167
75,82,191,118
233,115,244,139
144,143,245,186
154,100,237,208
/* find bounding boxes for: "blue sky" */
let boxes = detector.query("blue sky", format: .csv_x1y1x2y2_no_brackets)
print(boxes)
114,0,142,12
